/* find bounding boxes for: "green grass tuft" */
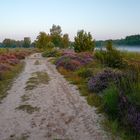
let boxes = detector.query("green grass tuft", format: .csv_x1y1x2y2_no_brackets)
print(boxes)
25,71,50,91
16,104,40,114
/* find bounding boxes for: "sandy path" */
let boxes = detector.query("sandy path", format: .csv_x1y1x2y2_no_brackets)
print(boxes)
0,53,110,140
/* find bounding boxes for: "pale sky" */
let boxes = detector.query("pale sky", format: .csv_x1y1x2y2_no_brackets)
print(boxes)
0,0,140,41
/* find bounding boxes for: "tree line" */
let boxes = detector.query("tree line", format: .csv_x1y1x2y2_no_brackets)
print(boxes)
0,37,32,48
35,25,95,52
0,24,95,52
96,35,140,47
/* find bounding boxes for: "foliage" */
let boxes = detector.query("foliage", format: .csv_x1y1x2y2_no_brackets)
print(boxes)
0,50,31,74
50,24,62,36
2,38,32,48
62,34,70,48
103,61,140,135
118,94,140,134
76,67,93,78
46,41,55,48
102,84,119,119
0,48,33,100
35,25,69,49
74,30,95,52
127,84,140,106
35,32,50,49
22,37,31,48
95,45,126,68
54,48,140,139
96,34,140,46
88,69,116,93
0,63,24,100
50,24,63,48
87,94,102,107
42,48,60,57
125,35,140,45
55,52,94,71
56,57,81,71
3,39,16,48
122,51,140,61
106,40,113,51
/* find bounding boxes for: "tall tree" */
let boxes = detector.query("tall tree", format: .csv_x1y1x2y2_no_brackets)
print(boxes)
35,32,50,49
23,37,31,48
62,34,69,48
50,24,62,36
74,30,95,52
50,25,62,47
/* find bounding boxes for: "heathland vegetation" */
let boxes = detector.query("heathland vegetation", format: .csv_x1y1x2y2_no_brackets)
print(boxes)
37,25,140,140
0,24,140,140
0,48,35,100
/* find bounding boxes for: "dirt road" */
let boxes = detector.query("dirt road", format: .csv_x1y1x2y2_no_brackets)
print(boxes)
0,53,110,140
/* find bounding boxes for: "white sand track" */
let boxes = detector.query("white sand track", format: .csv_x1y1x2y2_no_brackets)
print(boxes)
0,53,110,140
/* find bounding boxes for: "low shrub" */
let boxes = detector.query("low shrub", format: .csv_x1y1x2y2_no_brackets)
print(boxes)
88,69,115,93
127,84,140,106
118,94,140,133
95,48,126,69
55,52,94,71
42,49,60,57
56,56,81,71
97,63,140,135
76,67,93,78
88,68,125,93
0,63,11,72
0,49,32,76
102,84,119,119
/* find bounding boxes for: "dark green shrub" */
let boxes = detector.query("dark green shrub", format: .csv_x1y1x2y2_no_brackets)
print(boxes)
74,30,95,52
127,84,140,106
42,49,60,57
76,67,93,78
95,47,126,69
46,41,55,48
102,84,119,119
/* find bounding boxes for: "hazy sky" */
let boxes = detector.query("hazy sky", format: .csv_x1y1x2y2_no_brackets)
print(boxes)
0,0,140,41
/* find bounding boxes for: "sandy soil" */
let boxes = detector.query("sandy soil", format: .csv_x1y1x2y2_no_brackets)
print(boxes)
0,53,111,140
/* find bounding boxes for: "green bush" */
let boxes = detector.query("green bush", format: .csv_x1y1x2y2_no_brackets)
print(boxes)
95,49,126,69
76,67,93,78
95,40,127,69
74,30,95,52
127,84,140,106
102,84,119,119
42,49,60,57
46,41,55,48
